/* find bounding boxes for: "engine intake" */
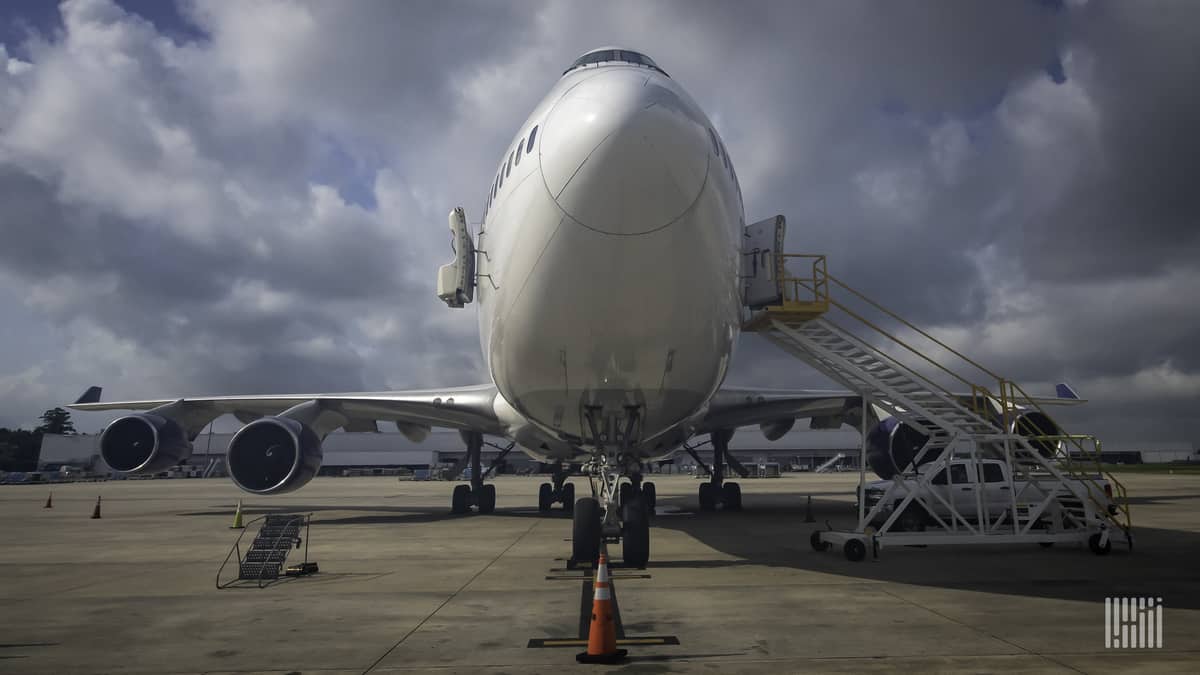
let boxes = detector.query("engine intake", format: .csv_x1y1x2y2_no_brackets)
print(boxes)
866,417,936,480
100,413,192,474
1010,411,1062,458
227,417,323,494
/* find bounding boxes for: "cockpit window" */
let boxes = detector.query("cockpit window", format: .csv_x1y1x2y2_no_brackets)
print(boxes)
515,137,523,166
708,128,721,156
564,49,669,78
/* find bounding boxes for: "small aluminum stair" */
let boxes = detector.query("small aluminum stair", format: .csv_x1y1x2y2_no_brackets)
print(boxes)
217,513,313,588
239,515,302,580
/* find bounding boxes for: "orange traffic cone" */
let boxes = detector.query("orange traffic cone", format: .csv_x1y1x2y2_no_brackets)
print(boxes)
576,552,627,663
91,495,102,519
44,492,53,509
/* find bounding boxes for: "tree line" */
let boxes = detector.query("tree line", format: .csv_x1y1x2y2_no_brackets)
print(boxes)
0,408,77,471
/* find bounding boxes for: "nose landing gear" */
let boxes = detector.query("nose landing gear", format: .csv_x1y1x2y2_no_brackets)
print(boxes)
571,460,655,569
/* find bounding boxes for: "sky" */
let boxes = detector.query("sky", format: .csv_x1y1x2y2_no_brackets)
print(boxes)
0,0,1196,449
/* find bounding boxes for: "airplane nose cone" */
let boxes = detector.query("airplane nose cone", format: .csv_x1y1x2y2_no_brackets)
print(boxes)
540,70,710,235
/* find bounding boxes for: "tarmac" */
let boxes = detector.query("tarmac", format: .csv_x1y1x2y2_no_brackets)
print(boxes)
0,472,1197,674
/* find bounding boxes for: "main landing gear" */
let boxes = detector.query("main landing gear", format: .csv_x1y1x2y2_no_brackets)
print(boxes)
572,468,656,569
698,429,742,512
538,464,576,513
450,431,496,514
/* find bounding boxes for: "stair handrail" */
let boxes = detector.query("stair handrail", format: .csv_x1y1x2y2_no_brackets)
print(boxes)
815,314,996,428
216,513,270,589
791,278,980,397
999,380,1131,534
825,272,1003,381
777,254,830,306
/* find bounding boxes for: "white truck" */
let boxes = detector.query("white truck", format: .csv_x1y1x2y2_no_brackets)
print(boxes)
861,457,1115,532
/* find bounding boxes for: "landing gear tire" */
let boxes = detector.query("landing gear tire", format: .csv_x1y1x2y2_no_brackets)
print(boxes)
642,481,656,511
810,530,830,552
1039,542,1055,548
622,498,650,569
572,498,601,565
1089,533,1112,556
477,484,496,514
844,538,867,562
619,482,633,509
722,482,742,511
561,482,575,513
451,484,470,514
698,483,717,511
538,483,553,512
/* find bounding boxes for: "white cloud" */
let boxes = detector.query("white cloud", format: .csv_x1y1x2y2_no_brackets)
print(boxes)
0,0,1195,451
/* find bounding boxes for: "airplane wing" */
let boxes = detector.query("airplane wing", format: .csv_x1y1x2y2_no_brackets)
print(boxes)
697,382,1086,434
68,384,504,438
697,386,860,433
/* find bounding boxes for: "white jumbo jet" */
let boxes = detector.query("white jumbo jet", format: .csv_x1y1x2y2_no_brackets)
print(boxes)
68,48,1073,567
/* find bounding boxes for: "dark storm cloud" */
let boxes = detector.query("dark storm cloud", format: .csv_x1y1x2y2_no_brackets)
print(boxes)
0,0,1195,448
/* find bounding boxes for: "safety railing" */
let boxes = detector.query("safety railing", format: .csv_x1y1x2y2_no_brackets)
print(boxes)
742,255,829,330
998,380,1131,534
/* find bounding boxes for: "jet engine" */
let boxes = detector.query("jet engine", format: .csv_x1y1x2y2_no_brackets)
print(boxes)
865,417,936,480
1010,411,1062,458
227,417,323,494
100,413,193,474
759,418,795,442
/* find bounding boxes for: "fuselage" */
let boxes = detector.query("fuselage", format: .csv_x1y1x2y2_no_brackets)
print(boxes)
476,49,746,463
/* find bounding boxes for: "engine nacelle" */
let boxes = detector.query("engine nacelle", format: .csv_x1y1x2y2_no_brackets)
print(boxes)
865,417,936,479
100,413,192,474
759,418,795,442
227,417,323,494
1010,411,1062,458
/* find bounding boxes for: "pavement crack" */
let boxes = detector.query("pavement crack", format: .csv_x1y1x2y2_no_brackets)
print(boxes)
361,518,541,674
876,587,1086,673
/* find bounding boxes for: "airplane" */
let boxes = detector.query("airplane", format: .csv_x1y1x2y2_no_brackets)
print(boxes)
68,47,1080,568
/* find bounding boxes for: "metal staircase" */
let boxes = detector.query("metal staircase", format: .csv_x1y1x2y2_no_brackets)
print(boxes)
217,514,313,588
814,453,846,473
740,250,1131,558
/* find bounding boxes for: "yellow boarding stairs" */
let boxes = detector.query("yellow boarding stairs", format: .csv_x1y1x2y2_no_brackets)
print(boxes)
739,227,1131,561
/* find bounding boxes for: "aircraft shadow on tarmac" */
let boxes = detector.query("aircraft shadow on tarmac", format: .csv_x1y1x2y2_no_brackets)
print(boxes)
179,491,1199,609
646,493,1200,610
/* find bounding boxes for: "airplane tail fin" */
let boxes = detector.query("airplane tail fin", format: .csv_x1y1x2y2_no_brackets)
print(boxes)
74,386,102,404
1054,382,1080,400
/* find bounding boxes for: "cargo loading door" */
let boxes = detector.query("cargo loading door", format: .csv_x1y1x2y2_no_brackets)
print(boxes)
742,215,785,309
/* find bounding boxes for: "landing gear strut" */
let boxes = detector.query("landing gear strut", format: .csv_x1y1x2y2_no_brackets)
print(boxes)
698,429,741,511
538,464,576,513
451,431,495,514
570,406,653,569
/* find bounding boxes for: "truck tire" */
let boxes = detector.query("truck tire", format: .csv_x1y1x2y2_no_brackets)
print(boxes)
844,538,867,562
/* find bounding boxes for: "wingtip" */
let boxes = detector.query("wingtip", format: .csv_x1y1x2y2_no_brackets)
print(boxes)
73,386,102,405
